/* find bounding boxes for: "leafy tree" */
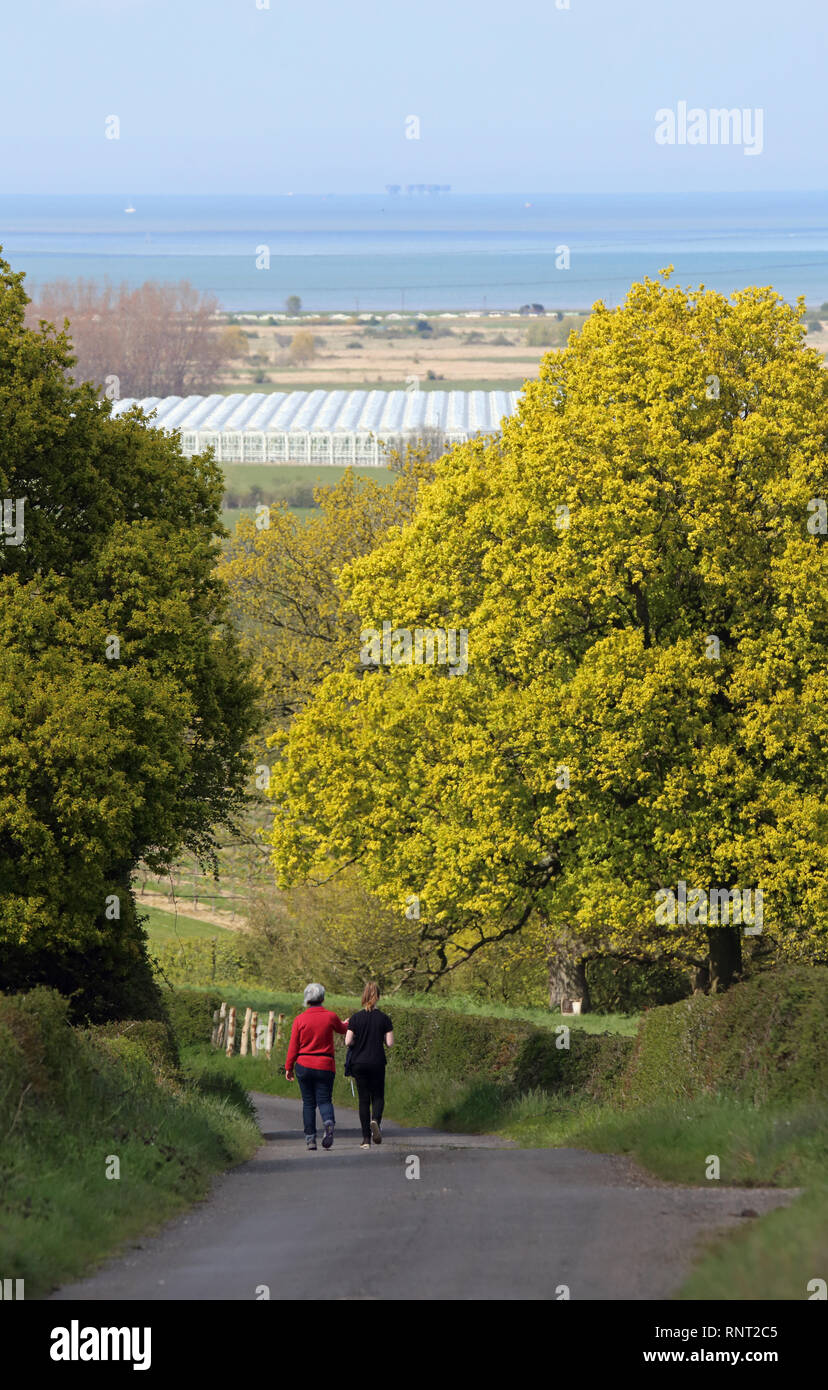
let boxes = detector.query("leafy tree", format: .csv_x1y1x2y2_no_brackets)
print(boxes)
0,252,260,1019
221,454,436,726
25,277,232,398
220,451,439,965
285,295,302,316
289,330,316,365
266,273,828,998
525,319,570,348
244,868,426,994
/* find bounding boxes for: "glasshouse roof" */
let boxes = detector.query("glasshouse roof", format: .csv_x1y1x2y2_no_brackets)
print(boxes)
110,389,520,465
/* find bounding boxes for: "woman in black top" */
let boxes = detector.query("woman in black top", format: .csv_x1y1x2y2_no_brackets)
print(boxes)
345,982,394,1147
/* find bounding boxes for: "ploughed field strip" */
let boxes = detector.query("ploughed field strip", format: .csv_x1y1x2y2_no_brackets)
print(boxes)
50,1095,796,1302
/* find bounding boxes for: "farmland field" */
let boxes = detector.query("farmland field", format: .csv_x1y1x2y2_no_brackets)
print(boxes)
140,905,233,943
221,462,396,533
217,311,578,395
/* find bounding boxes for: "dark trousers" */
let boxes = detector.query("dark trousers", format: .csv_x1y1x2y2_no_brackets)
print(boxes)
294,1062,335,1137
352,1064,385,1140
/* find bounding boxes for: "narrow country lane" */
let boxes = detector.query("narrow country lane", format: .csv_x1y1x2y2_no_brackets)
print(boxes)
50,1094,795,1301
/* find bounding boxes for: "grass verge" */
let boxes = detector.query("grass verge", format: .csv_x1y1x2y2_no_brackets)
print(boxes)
0,991,260,1297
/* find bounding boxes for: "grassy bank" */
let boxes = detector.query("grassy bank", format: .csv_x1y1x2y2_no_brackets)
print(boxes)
0,989,259,1297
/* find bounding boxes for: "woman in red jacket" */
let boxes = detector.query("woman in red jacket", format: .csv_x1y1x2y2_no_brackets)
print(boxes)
285,983,349,1151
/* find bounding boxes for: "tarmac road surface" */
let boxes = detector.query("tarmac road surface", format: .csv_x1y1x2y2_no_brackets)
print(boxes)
51,1092,796,1301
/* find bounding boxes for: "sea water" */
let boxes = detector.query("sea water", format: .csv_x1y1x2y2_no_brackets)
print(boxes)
1,192,826,313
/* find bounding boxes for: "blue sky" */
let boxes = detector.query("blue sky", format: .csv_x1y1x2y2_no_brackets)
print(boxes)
3,0,824,193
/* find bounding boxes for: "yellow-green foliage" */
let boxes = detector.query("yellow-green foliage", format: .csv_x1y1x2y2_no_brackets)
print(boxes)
221,457,434,725
0,252,260,1020
267,274,828,978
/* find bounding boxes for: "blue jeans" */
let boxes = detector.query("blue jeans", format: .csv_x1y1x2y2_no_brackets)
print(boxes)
294,1063,335,1137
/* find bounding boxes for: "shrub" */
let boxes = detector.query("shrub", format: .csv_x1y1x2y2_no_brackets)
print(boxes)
623,966,828,1107
513,1029,634,1100
386,1006,632,1096
0,925,168,1026
586,957,690,1013
163,988,224,1047
87,1019,180,1083
150,937,259,988
525,319,570,347
0,988,95,1131
0,987,260,1295
287,484,317,509
390,1007,537,1080
621,993,717,1106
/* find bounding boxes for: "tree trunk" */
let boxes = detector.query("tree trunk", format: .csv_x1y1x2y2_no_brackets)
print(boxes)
691,963,710,994
707,927,742,993
547,940,592,1013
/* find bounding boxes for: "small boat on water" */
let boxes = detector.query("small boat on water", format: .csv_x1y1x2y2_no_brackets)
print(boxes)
124,204,136,213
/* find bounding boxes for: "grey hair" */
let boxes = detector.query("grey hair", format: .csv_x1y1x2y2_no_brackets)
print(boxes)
303,982,325,1004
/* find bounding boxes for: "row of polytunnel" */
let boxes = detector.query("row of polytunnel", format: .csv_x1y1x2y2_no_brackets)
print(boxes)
110,389,521,463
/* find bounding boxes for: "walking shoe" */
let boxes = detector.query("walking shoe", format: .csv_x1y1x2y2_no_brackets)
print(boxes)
370,1120,382,1145
360,1141,370,1149
306,1136,317,1151
322,1120,335,1149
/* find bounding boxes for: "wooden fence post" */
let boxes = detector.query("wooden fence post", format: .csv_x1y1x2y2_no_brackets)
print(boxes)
250,1011,259,1057
265,1011,275,1060
215,1001,227,1049
275,1013,286,1050
225,1006,236,1057
211,1010,219,1047
240,1006,252,1056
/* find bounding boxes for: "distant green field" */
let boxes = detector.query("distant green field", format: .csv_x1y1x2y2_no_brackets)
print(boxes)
141,905,232,943
221,463,395,493
220,463,397,534
222,505,320,533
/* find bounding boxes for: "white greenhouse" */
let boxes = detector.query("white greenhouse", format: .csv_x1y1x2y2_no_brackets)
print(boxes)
109,389,520,465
